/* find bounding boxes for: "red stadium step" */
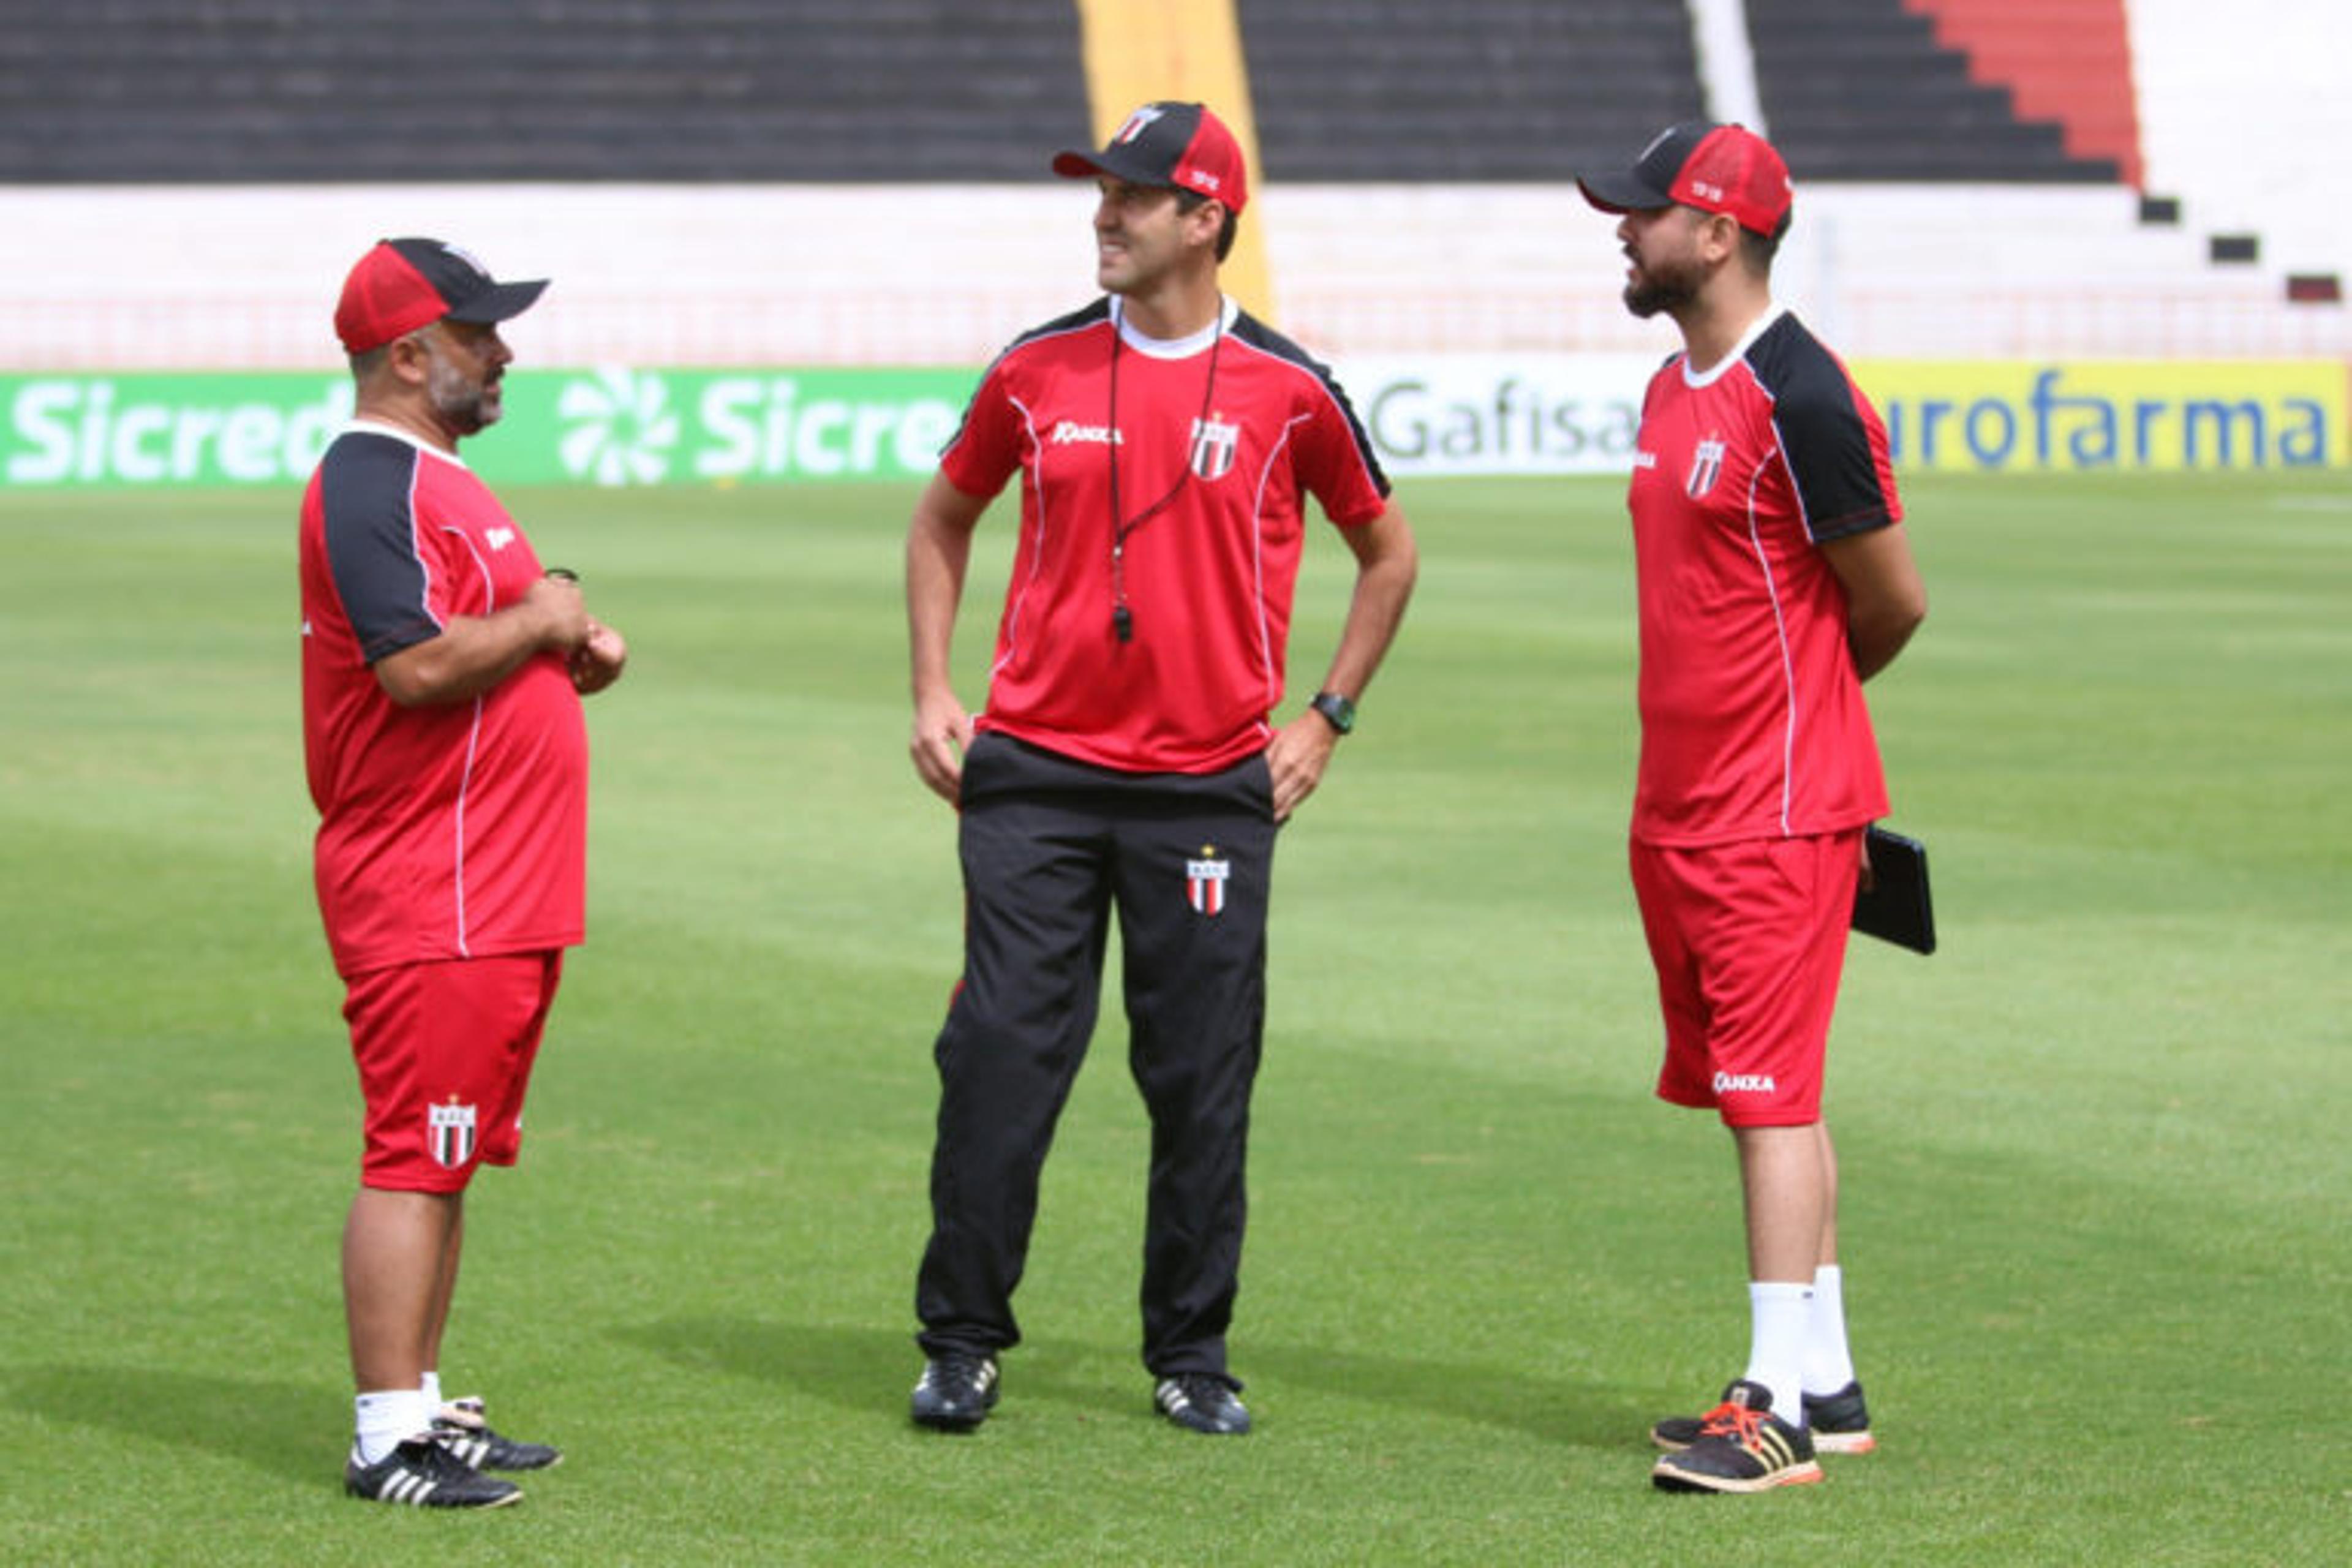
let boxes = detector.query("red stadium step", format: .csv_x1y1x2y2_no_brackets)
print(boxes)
1904,0,2143,187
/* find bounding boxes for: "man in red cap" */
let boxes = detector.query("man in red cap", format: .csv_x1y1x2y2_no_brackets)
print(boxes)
1578,124,1927,1493
902,102,1418,1436
300,237,628,1507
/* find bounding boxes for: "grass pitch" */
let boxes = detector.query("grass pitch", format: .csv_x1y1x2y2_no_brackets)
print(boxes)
1,470,2345,1564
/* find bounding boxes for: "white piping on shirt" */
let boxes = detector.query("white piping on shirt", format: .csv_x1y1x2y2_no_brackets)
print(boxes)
442,526,497,957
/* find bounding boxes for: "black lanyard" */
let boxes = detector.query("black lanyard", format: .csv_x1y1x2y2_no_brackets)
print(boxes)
1106,306,1226,643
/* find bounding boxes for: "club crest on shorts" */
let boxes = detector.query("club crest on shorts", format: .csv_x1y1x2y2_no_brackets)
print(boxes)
428,1096,479,1169
1189,415,1239,481
1186,845,1231,916
1686,435,1727,499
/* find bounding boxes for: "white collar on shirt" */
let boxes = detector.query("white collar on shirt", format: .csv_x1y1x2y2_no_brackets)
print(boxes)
1681,303,1787,390
1109,295,1240,360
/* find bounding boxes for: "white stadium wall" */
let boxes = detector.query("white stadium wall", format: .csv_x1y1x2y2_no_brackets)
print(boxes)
0,177,2343,374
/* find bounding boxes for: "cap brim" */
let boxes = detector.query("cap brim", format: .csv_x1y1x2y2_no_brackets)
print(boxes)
443,277,549,325
1576,169,1672,215
1051,146,1174,189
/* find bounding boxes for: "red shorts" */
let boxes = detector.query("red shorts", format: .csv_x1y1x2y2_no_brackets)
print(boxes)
342,951,564,1193
1630,831,1860,1128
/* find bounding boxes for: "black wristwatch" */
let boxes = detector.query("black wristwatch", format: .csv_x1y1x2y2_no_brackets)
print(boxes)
1309,690,1356,735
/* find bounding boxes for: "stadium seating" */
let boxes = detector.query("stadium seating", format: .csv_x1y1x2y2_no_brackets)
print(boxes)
13,0,2117,189
0,0,1090,182
1235,0,1703,179
0,1,2339,367
1742,0,2117,181
1901,0,2141,186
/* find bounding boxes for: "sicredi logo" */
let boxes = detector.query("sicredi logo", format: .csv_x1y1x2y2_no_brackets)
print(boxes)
688,376,963,480
550,370,967,485
557,368,679,485
5,377,352,484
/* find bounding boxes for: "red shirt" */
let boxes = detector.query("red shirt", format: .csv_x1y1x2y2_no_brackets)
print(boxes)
300,423,587,978
1627,309,1902,846
941,298,1390,774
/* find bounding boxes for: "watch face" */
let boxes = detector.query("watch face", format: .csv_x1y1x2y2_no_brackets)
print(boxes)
1314,693,1354,733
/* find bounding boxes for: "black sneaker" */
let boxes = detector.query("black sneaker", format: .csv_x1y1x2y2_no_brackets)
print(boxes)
433,1396,564,1471
1651,1378,1874,1455
345,1436,522,1508
1793,1380,1874,1454
1650,1381,1822,1493
911,1352,1000,1431
1154,1374,1251,1435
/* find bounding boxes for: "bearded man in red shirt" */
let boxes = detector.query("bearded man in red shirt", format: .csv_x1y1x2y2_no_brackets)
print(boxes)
1580,123,1928,1494
300,238,627,1508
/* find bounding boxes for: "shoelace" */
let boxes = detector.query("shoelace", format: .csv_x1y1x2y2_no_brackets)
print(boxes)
1696,1400,1767,1447
932,1355,992,1389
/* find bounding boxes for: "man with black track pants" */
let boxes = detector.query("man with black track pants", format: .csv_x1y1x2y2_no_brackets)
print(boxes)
902,102,1418,1438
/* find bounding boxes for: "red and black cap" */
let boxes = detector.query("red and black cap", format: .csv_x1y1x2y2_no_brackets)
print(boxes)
1052,101,1250,214
334,238,548,355
1577,121,1793,239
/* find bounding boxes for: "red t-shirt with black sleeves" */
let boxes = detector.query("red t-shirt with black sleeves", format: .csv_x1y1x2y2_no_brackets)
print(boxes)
940,297,1391,775
300,422,587,979
1627,308,1902,846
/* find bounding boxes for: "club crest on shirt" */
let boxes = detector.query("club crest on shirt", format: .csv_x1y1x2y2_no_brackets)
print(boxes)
1686,436,1727,499
1189,415,1240,481
1186,846,1231,916
428,1096,479,1169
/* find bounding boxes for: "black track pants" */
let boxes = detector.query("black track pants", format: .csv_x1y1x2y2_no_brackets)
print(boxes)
915,733,1278,1379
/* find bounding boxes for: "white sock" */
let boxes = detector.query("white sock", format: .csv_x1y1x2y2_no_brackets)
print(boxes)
353,1388,433,1466
420,1370,443,1411
1741,1281,1812,1427
1804,1264,1858,1395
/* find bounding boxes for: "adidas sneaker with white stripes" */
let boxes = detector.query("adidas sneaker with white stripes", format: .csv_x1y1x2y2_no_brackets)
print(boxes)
432,1396,563,1471
345,1437,522,1509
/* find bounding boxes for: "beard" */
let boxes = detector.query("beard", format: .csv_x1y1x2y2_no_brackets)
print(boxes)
1623,251,1707,319
426,353,500,434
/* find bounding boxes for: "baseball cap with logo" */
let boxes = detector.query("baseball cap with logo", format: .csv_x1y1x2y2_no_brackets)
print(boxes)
1577,121,1793,239
1052,101,1250,214
334,238,549,355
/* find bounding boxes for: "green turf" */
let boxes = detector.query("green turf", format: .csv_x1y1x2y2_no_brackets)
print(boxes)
2,470,2345,1564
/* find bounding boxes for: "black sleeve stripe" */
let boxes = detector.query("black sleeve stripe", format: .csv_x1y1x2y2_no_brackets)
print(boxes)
1748,317,1896,544
319,433,443,664
1001,298,1113,356
940,299,1114,462
1228,312,1391,497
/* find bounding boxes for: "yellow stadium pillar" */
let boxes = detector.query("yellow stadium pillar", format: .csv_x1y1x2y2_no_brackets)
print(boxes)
1071,0,1275,322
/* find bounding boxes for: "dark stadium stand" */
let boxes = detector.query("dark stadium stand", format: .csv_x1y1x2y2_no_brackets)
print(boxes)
1,0,2113,187
1744,0,2120,181
1235,0,1703,180
0,0,1090,181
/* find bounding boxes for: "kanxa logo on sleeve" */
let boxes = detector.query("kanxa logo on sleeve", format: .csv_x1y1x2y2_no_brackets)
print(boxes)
1186,846,1231,916
428,1097,480,1169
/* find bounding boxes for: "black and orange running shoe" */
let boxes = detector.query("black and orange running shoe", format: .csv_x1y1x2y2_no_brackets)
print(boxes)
1652,1378,1874,1455
1650,1380,1823,1493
